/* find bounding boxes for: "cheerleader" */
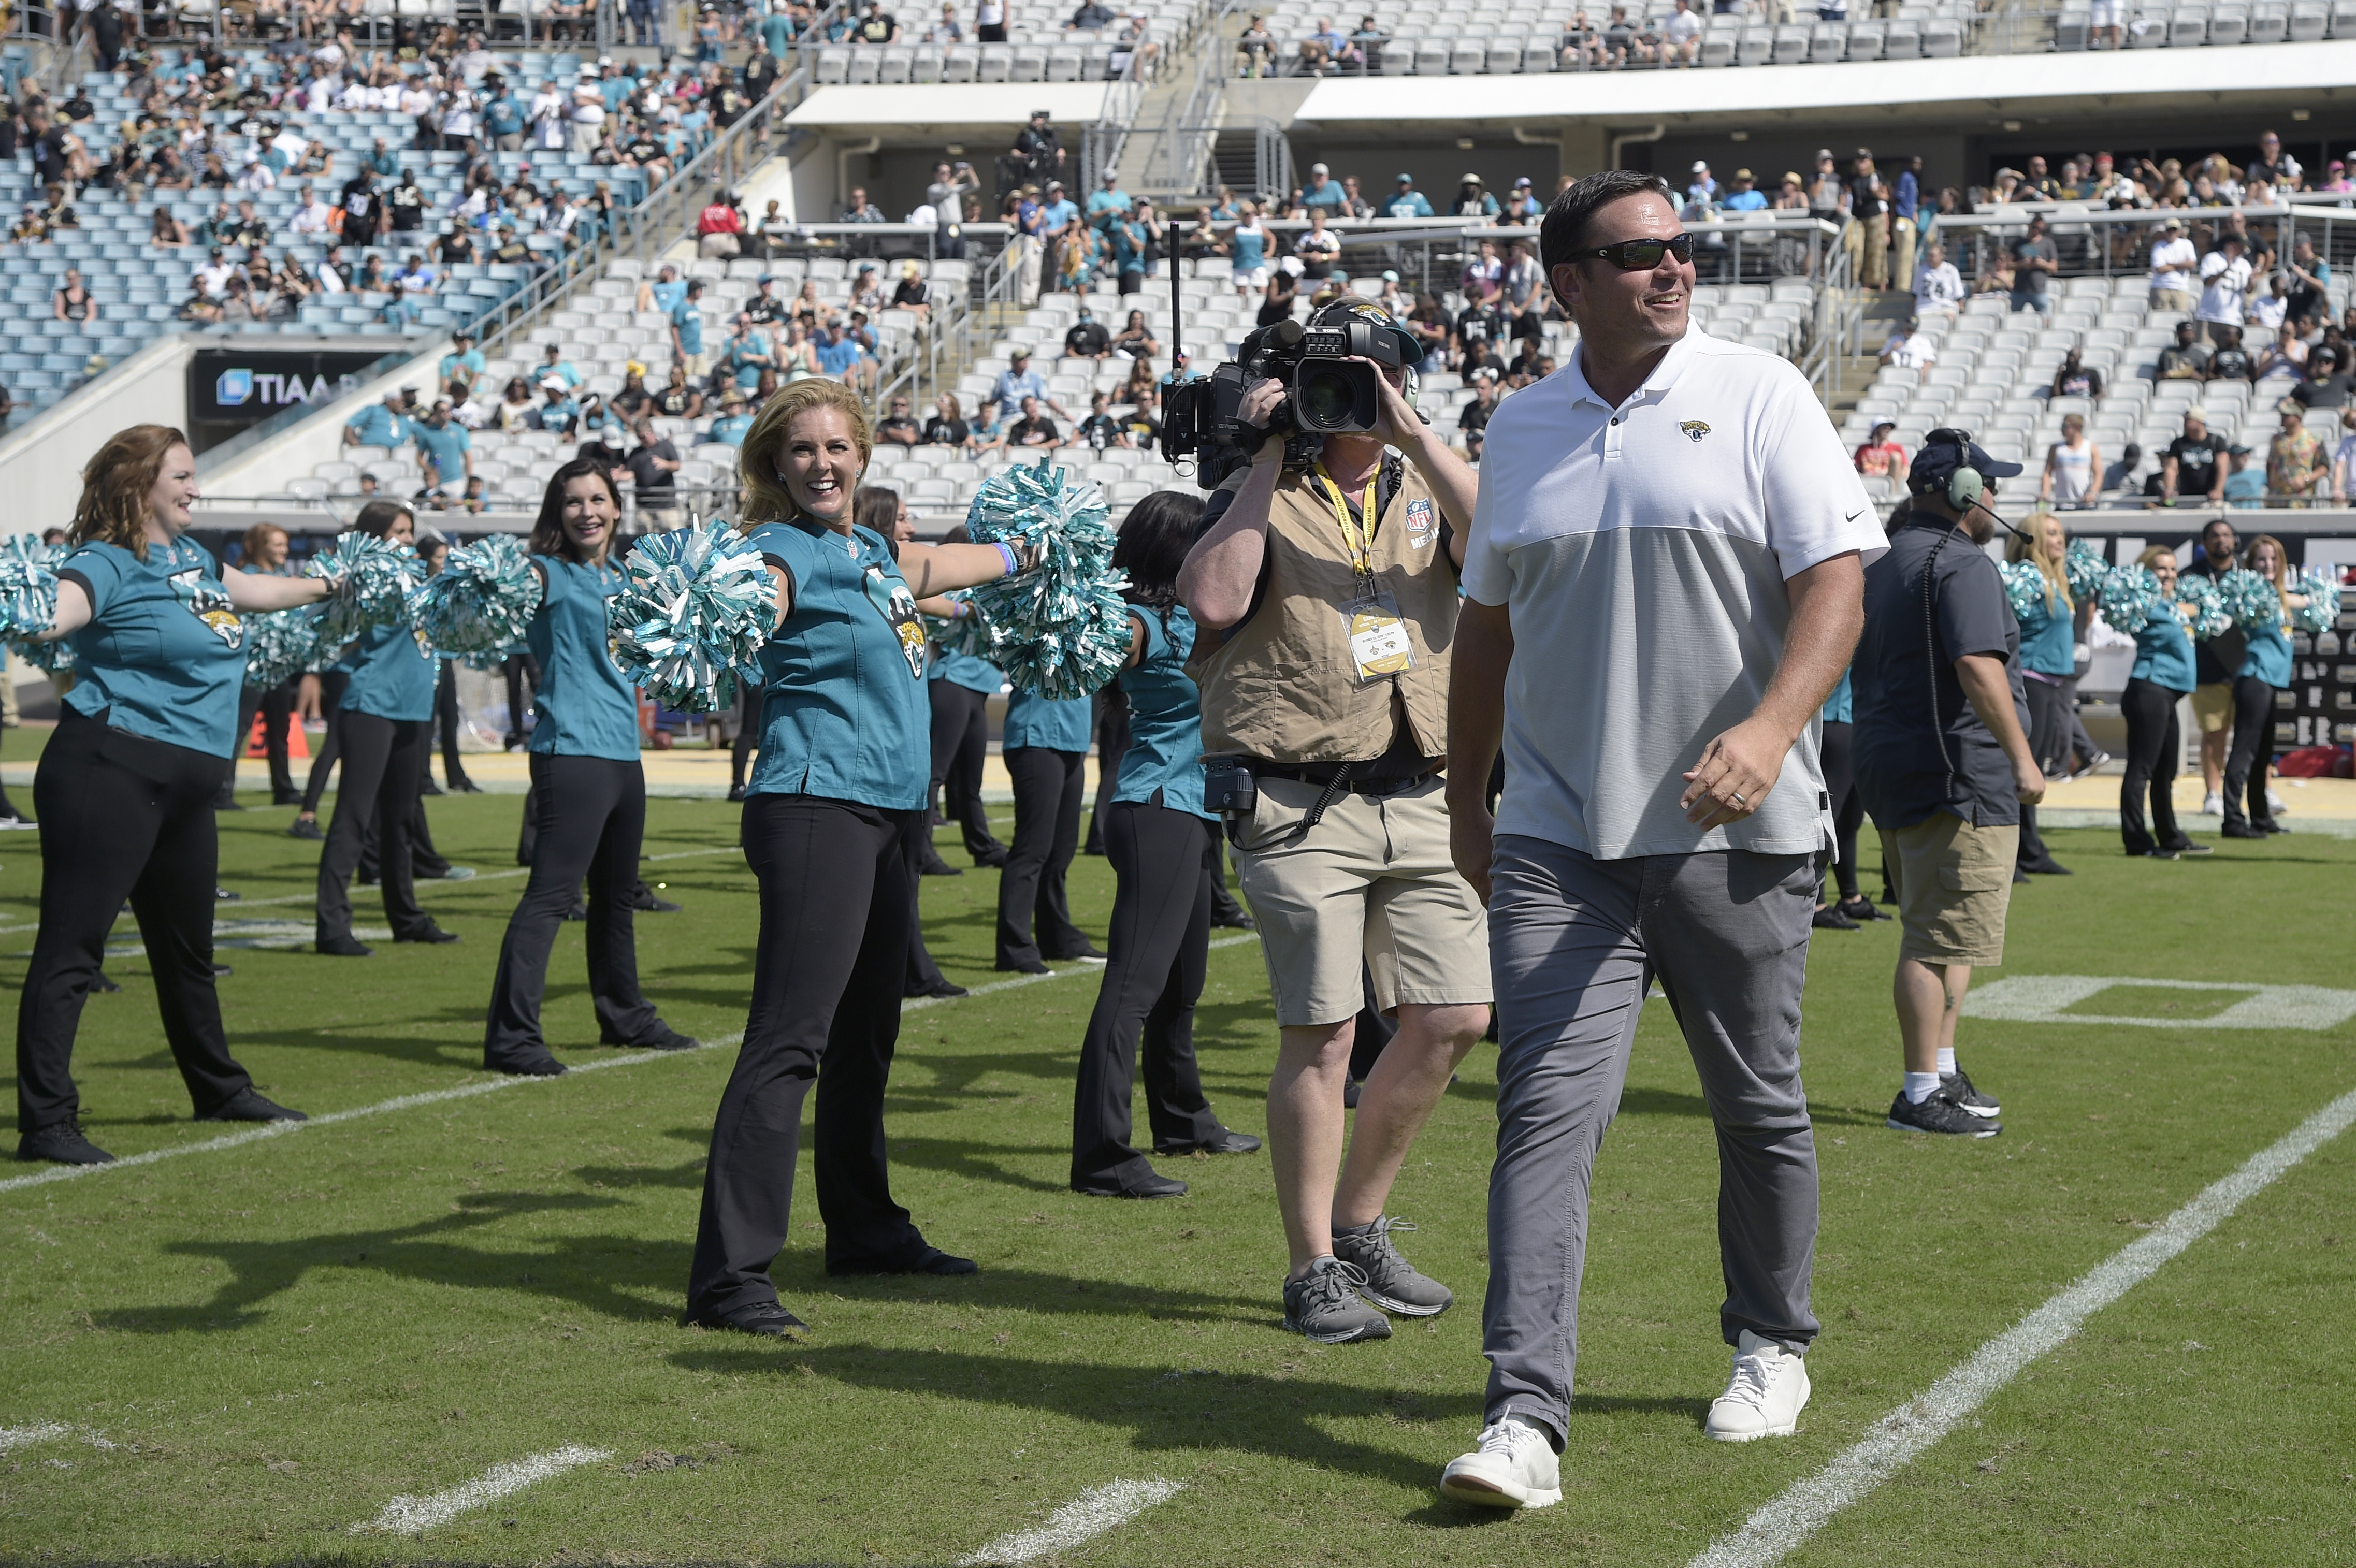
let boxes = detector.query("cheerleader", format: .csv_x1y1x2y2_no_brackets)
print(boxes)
215,522,303,809
2221,535,2311,839
313,500,461,956
1070,491,1258,1198
2004,511,2075,877
685,380,1044,1336
16,425,329,1165
2118,547,2206,859
994,684,1104,973
926,521,1008,872
482,458,698,1075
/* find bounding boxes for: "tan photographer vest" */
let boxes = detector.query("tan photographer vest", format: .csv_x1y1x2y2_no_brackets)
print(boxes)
1190,458,1457,764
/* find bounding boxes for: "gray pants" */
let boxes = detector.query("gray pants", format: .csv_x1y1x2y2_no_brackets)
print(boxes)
1482,836,1822,1445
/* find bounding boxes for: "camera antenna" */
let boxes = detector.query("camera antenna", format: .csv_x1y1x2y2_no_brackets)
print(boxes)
1171,217,1186,382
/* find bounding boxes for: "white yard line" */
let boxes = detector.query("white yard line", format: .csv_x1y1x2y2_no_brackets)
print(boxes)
1687,1082,2356,1568
957,1479,1186,1566
349,1445,611,1535
0,935,1259,1198
0,1423,70,1455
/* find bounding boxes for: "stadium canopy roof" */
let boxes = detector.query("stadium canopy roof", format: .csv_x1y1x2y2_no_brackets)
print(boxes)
1291,38,2356,131
785,83,1118,134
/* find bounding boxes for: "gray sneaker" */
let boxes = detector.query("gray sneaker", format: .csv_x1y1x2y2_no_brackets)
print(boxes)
1331,1214,1454,1317
1281,1257,1392,1344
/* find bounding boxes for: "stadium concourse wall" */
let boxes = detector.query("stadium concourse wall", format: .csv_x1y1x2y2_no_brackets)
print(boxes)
193,335,459,525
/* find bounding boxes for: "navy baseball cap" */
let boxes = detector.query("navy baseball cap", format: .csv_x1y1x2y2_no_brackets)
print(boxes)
1907,428,2022,497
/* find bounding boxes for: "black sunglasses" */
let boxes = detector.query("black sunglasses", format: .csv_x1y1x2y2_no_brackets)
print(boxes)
1565,233,1694,270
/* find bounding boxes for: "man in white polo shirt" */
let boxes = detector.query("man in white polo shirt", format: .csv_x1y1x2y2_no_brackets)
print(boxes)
1436,169,1885,1509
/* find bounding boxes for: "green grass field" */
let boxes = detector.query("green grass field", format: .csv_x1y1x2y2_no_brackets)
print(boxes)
1,775,2351,1566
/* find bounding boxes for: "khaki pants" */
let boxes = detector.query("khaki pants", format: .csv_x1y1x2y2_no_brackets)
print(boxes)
1890,216,1916,295
0,647,16,728
1879,812,2018,967
2149,287,2192,314
1859,214,1890,289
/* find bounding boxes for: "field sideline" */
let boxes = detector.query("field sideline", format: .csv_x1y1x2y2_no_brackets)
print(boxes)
1,781,2351,1567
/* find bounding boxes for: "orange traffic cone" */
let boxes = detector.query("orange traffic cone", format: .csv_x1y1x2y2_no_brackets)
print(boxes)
247,713,310,761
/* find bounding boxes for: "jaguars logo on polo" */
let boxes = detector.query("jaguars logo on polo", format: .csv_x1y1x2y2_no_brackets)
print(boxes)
1405,496,1437,550
1679,420,1712,443
170,566,243,650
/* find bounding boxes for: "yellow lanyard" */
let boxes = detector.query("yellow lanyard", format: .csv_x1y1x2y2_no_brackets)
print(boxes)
1313,463,1379,579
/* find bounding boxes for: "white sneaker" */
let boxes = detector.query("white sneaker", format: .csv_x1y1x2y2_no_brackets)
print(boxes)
1704,1330,1812,1442
2200,792,2223,816
2266,789,2288,816
1440,1414,1562,1509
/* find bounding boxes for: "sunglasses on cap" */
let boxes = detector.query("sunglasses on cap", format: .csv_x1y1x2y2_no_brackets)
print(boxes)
1563,233,1694,270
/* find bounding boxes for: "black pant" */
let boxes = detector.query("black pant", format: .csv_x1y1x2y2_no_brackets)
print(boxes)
218,680,298,805
484,755,660,1061
2119,677,2190,855
928,679,1001,861
1069,801,1221,1187
17,710,252,1133
503,651,540,747
359,794,449,883
2220,674,2278,832
1083,688,1128,853
899,810,947,994
731,676,762,790
315,713,431,945
434,662,472,788
2018,677,2066,869
688,795,931,1317
1814,718,1862,902
298,670,352,814
998,746,1088,967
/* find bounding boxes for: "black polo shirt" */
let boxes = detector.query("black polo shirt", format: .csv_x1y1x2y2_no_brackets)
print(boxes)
1852,513,2029,830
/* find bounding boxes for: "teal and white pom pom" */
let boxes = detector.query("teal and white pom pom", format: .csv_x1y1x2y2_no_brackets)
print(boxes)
411,534,545,657
2175,575,2231,640
306,531,427,645
2095,564,2163,636
962,463,1131,701
1997,558,2045,623
0,533,66,670
610,519,770,712
928,590,1000,663
2289,568,2342,637
241,607,322,689
2215,567,2281,630
2062,538,2105,603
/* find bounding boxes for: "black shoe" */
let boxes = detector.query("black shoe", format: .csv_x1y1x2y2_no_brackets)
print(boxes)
1941,1064,2000,1118
1811,904,1859,930
908,978,967,998
1211,908,1256,931
395,923,461,945
2219,822,2267,839
271,792,303,806
487,1052,567,1077
2139,848,2181,860
215,887,241,902
197,1088,307,1123
563,900,588,921
1343,1077,1361,1109
604,1024,698,1051
17,1117,113,1165
91,970,120,994
726,784,747,803
972,848,1009,869
287,817,322,840
420,779,445,796
2260,820,2287,834
628,886,681,912
995,957,1052,975
452,779,484,794
417,866,476,882
1886,1090,2000,1138
1081,838,1106,857
1835,896,1889,923
1157,1129,1262,1157
2165,840,2214,856
1074,1170,1189,1199
828,1245,977,1277
215,799,247,812
919,855,962,877
2026,859,2072,876
683,1300,808,1338
2012,866,2031,884
1047,943,1106,962
316,934,374,957
211,962,233,977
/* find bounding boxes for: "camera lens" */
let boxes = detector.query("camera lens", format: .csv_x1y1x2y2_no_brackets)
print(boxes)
1298,367,1357,431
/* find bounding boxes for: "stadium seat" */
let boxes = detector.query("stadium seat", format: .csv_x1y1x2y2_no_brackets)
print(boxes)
848,49,880,83
1770,23,1808,62
1011,46,1047,80
879,45,914,82
1486,37,1522,70
1415,37,1450,71
1845,19,1885,56
2209,2,2249,39
2169,6,2208,45
979,43,1014,79
1736,24,1772,61
1699,28,1736,64
2053,3,2089,40
1450,38,1485,71
1521,35,1558,68
1921,15,1963,50
1808,22,1845,60
816,46,850,82
2334,0,2356,34
2249,0,2287,36
944,43,979,79
1046,45,1083,79
1382,35,1420,71
2288,0,2328,34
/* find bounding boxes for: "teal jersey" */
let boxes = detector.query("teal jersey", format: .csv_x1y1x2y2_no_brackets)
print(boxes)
341,619,437,721
526,556,643,760
59,537,247,757
1003,688,1091,752
2240,615,2291,687
2130,607,2195,693
1111,604,1211,819
2013,583,2076,677
746,518,930,809
1819,665,1852,725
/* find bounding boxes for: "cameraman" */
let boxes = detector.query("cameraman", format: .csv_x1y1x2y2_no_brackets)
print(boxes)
1852,432,2042,1141
1178,297,1485,1346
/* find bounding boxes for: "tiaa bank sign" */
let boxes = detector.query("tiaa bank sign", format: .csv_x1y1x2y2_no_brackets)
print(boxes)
214,365,344,408
186,347,391,453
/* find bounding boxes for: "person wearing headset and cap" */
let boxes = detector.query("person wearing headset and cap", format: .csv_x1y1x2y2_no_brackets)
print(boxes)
1850,431,2042,1141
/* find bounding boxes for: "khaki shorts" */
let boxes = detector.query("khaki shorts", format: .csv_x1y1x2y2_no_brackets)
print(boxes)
1880,812,2018,968
1232,774,1491,1027
2190,682,2234,733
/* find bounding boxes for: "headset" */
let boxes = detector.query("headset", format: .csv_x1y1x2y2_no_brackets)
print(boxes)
1910,429,2030,806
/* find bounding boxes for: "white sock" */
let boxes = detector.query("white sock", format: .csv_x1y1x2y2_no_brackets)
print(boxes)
1935,1047,1956,1076
1903,1071,1942,1104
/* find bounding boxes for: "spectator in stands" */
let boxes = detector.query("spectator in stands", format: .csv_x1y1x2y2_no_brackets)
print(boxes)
1662,0,1702,63
1557,11,1604,69
2156,318,2212,382
1854,420,1905,484
1069,390,1123,450
877,396,922,447
2254,321,2308,386
698,191,745,258
986,347,1068,425
1452,174,1500,222
2158,406,2228,506
1383,172,1434,220
670,279,711,380
411,399,473,491
625,416,683,529
1067,0,1116,28
533,377,581,436
2008,215,2056,316
1006,394,1059,448
1912,242,1963,318
708,387,755,447
815,320,873,390
2049,346,2104,400
339,165,383,248
2039,414,2100,510
778,322,823,382
345,391,411,449
637,263,687,316
2267,406,2326,506
2207,325,2254,385
2221,443,2264,509
923,393,973,449
2197,234,2256,345
653,363,704,420
1108,309,1158,361
840,185,885,224
2291,347,2350,416
1877,315,1936,382
1063,305,1112,360
2283,234,2332,328
1296,16,1359,74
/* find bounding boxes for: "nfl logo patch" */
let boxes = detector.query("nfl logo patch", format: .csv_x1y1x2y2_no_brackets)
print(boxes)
1405,497,1436,548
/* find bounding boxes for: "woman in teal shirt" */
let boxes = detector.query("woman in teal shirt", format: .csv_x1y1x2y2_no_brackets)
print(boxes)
924,521,1008,871
16,423,328,1165
2005,513,2076,876
995,687,1103,972
685,381,1041,1337
313,500,461,957
2118,546,2205,859
483,457,697,1076
2220,534,2311,839
1070,491,1258,1198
